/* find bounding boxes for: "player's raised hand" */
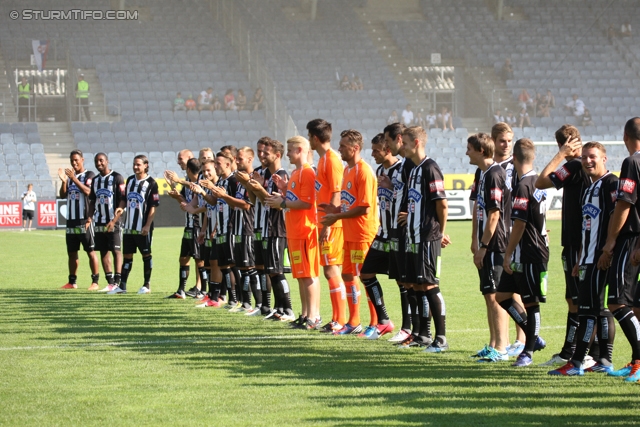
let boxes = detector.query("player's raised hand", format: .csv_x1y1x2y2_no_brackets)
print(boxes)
58,168,66,181
271,173,288,193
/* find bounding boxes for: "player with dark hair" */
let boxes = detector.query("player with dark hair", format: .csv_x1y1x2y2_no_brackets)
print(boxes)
601,117,640,382
466,133,510,362
358,133,400,339
88,153,125,293
536,125,595,367
108,155,159,294
497,139,548,366
382,122,417,344
166,158,206,299
58,150,100,290
307,119,347,332
398,126,450,352
549,142,618,376
321,129,379,335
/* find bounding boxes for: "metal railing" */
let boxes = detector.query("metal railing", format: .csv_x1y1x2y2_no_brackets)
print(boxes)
211,0,298,142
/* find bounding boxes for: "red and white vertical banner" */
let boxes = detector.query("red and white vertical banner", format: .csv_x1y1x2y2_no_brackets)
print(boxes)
0,202,22,227
37,201,57,227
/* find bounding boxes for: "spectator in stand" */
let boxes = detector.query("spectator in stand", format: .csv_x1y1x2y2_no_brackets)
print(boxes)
352,76,364,91
18,76,31,122
173,92,186,111
581,109,594,127
536,94,550,118
415,112,426,128
518,107,532,128
621,21,632,37
251,88,264,111
493,109,505,124
518,89,533,111
21,183,36,231
505,111,517,127
437,106,454,131
224,89,236,110
546,89,556,109
425,110,437,129
401,104,414,126
501,58,514,81
340,75,351,91
387,110,399,125
212,95,221,111
198,87,214,111
185,95,196,111
564,94,585,118
236,89,247,111
76,73,91,121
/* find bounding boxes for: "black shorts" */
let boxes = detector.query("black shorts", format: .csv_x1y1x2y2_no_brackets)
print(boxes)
389,228,407,281
361,237,390,275
263,236,286,274
233,235,255,268
179,227,202,259
562,246,580,302
66,224,95,253
577,264,608,316
512,262,548,304
216,233,235,267
201,239,218,264
22,209,34,220
254,232,265,266
404,239,441,285
94,223,122,252
478,251,504,295
607,234,640,307
123,230,152,256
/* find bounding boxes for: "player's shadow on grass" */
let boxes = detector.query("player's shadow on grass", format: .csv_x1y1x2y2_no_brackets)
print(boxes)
3,289,638,426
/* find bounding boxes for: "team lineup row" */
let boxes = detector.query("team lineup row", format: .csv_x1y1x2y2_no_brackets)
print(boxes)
56,117,640,379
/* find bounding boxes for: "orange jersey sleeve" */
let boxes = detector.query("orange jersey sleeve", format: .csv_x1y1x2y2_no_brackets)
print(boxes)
285,164,317,239
341,159,379,242
316,149,343,226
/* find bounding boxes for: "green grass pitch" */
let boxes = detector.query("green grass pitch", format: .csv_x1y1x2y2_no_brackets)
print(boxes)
0,220,638,426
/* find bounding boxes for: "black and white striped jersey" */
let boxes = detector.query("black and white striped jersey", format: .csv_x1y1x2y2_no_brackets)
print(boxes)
510,171,549,264
406,157,447,244
66,170,95,226
232,180,254,237
253,166,271,236
215,174,237,236
262,168,288,238
203,187,218,238
579,173,618,265
89,171,125,226
123,175,159,232
549,159,591,247
475,163,508,253
615,151,640,237
376,160,402,240
180,178,201,229
391,157,415,230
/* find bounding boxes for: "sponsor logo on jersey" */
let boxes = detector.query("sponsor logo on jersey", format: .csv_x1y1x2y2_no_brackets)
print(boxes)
378,187,393,201
620,178,636,194
582,203,601,218
347,181,352,190
119,184,126,193
554,166,570,181
490,188,502,202
152,193,159,201
611,191,617,202
96,188,113,198
408,188,422,202
513,197,528,211
429,180,444,193
315,180,322,192
341,190,356,206
532,189,546,202
286,190,299,202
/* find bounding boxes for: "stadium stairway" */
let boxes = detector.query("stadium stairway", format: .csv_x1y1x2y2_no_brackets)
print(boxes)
39,122,75,182
356,2,431,115
0,52,18,122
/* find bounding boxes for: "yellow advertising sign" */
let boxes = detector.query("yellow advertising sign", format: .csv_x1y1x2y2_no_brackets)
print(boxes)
444,174,475,190
156,178,182,195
